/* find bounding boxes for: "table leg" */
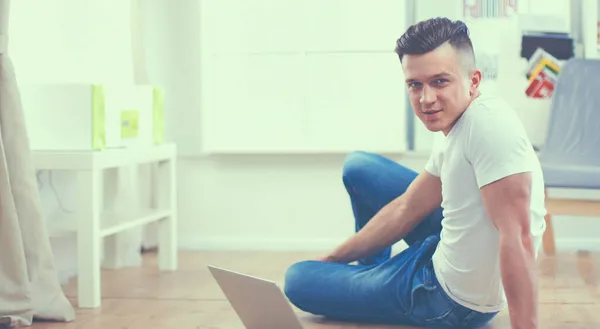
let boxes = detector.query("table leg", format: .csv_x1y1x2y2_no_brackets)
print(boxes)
77,169,102,308
103,165,141,269
157,157,177,270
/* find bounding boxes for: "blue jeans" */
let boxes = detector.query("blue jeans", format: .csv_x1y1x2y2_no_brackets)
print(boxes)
284,151,499,329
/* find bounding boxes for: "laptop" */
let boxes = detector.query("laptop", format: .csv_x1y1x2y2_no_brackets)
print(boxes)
207,265,305,329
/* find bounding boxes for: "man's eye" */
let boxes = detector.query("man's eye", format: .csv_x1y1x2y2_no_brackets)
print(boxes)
409,82,422,88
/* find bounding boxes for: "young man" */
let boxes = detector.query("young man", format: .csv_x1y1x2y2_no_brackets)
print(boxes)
284,17,546,329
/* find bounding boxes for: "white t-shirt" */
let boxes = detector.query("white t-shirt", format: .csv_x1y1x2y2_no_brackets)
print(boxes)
426,92,547,313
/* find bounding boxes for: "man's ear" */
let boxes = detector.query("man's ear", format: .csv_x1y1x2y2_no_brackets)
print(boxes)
469,69,482,96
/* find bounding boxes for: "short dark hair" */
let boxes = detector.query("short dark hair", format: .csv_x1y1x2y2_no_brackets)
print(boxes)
395,17,475,68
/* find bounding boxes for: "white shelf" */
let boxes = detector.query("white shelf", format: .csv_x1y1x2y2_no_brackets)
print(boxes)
32,143,176,170
100,208,171,238
48,208,173,238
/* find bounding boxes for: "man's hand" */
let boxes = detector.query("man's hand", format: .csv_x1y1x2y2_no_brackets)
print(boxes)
315,255,340,263
480,172,538,329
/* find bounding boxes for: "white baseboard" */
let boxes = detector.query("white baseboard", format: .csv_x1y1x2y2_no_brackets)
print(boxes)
555,238,600,252
179,236,347,251
180,236,600,253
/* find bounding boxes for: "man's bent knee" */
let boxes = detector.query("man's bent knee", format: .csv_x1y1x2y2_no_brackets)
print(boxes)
342,151,380,187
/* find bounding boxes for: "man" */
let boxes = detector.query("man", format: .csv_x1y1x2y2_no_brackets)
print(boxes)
284,17,546,329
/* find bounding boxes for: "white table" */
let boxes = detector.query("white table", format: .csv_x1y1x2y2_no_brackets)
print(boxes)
32,144,178,308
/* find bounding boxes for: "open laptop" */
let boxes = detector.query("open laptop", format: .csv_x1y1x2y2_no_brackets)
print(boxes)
207,265,305,329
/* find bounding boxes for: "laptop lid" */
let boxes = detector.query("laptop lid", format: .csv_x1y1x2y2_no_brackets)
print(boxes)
208,265,305,329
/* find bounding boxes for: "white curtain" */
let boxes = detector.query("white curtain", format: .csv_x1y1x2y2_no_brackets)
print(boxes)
0,0,75,325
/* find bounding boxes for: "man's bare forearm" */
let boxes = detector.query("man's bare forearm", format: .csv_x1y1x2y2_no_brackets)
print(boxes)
322,171,442,264
325,197,421,263
499,231,538,329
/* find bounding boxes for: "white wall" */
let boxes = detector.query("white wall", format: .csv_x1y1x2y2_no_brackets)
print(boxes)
143,1,600,253
175,154,429,250
9,0,135,84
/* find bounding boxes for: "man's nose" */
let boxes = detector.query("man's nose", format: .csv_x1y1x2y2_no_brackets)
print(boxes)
419,86,436,104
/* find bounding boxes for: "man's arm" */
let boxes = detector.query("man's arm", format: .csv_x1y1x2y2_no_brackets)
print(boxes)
321,170,442,264
480,172,538,329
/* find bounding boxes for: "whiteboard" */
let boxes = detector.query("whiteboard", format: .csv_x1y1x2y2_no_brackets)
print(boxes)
199,0,408,154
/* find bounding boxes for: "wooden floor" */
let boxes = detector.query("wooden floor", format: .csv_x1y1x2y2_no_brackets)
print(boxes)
31,249,600,329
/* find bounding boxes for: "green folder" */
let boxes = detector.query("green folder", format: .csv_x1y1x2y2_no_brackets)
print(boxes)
153,87,165,144
91,84,106,150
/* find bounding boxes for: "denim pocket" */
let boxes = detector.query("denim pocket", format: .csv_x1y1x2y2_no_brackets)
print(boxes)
407,265,460,326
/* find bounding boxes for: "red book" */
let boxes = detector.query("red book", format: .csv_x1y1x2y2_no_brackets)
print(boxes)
526,70,555,99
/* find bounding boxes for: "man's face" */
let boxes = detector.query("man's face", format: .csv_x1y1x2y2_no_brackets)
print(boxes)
401,42,481,135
